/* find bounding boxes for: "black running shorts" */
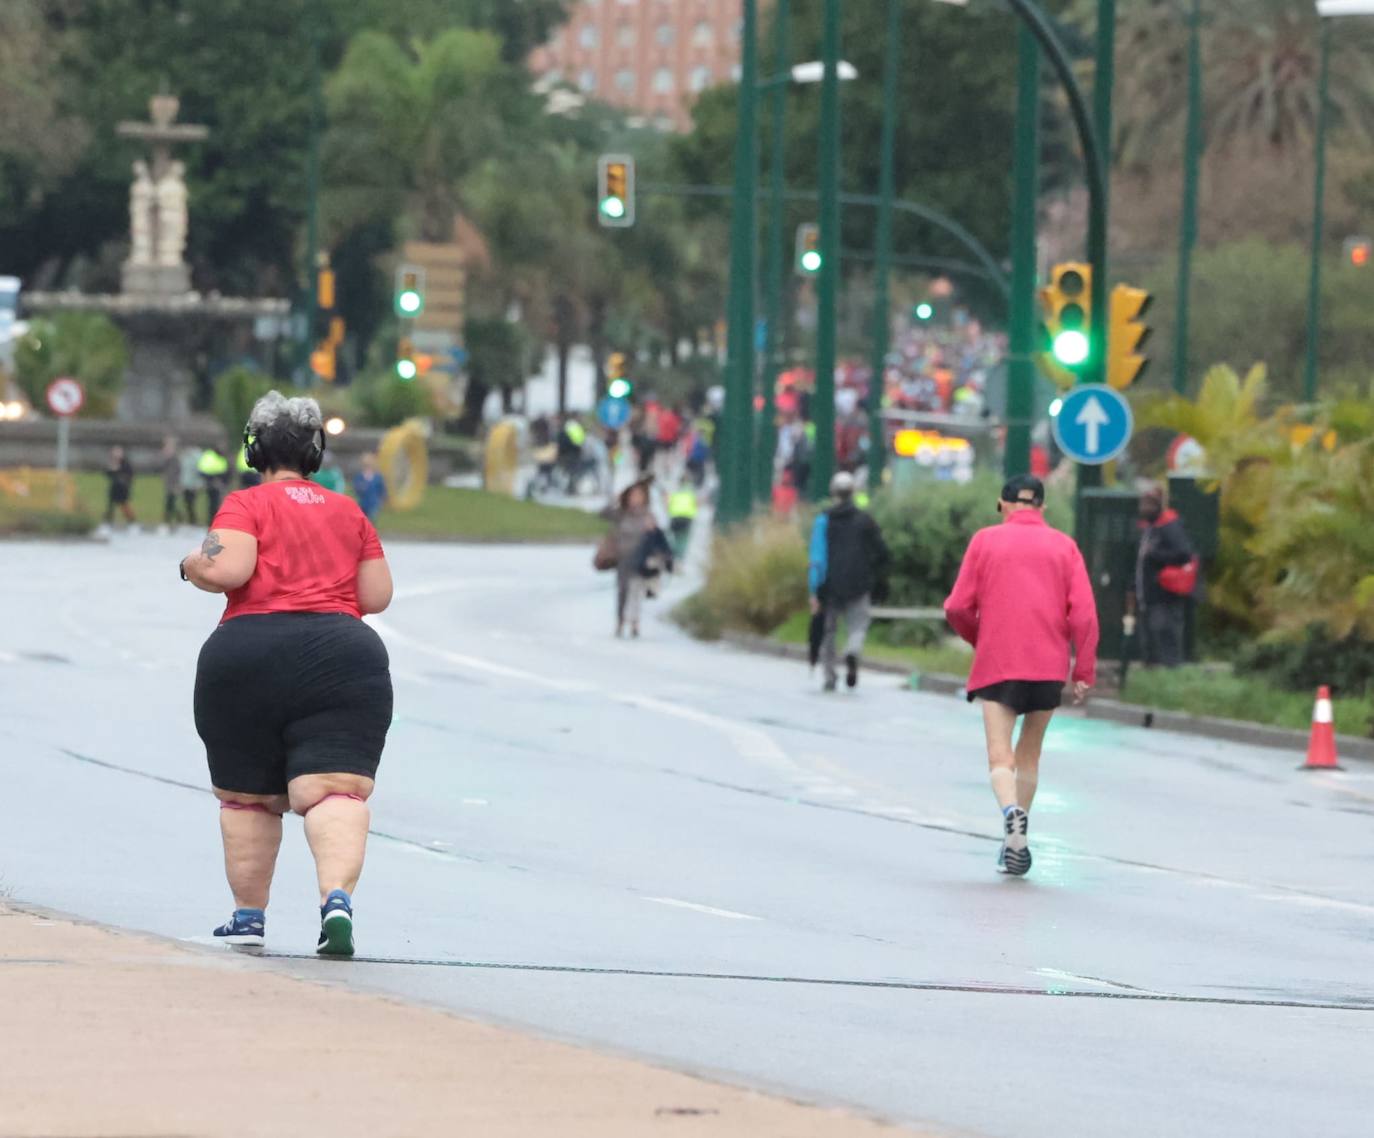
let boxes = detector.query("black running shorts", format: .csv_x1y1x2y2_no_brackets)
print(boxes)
194,612,393,796
968,679,1064,716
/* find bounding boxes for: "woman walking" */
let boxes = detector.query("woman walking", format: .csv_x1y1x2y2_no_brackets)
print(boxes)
609,478,657,638
179,392,394,956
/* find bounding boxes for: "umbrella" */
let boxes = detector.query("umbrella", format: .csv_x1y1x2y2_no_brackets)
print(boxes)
808,607,826,668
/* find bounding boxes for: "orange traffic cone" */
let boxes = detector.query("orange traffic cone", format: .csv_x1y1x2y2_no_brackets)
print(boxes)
1299,685,1342,771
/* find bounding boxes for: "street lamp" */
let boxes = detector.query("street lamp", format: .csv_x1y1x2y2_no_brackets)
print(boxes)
1304,0,1374,402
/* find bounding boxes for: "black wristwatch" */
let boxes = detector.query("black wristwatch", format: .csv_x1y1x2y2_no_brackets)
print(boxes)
179,558,189,582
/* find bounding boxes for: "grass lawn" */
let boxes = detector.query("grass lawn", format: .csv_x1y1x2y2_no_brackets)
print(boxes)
1121,664,1374,738
67,471,603,543
772,610,975,677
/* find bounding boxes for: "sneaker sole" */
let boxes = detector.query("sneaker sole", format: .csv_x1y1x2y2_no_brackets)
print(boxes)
317,913,354,957
216,933,265,947
1003,847,1033,876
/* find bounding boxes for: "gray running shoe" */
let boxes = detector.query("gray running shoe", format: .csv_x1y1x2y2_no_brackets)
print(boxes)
1002,807,1031,877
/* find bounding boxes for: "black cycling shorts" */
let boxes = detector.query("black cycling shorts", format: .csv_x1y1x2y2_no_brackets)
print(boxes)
194,612,393,796
968,679,1064,716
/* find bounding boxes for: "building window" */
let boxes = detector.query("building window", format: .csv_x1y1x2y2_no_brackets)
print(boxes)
652,67,674,93
689,65,712,92
579,69,597,92
730,62,742,82
617,23,636,47
579,24,599,48
615,69,636,92
655,23,675,46
692,21,713,47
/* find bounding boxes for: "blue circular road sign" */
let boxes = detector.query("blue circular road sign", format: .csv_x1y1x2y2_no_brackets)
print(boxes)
597,395,631,430
1051,384,1133,466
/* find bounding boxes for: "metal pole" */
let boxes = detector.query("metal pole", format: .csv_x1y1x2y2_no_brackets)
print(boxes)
720,0,759,525
757,0,790,504
1304,17,1332,404
867,0,900,496
1173,0,1202,395
811,0,840,502
56,417,70,473
1088,0,1114,391
1005,25,1040,478
302,10,323,381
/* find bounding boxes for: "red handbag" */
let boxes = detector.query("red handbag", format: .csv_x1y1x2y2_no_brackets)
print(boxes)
1158,557,1199,596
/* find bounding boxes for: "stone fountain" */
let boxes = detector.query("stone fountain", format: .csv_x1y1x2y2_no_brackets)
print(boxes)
23,94,289,422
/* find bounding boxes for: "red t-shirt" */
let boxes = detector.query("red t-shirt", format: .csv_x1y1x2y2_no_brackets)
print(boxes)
211,480,385,623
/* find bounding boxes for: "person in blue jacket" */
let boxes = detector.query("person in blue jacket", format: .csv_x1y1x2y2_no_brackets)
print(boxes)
808,471,890,692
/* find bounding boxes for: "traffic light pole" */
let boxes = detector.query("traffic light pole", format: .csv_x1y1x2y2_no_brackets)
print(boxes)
866,0,900,495
811,0,840,502
720,0,759,526
1005,24,1040,479
757,0,790,506
301,13,323,383
1304,17,1332,405
1173,0,1202,396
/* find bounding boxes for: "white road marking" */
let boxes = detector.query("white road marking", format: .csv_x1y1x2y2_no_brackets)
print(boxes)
368,616,593,693
644,897,761,922
1034,968,1160,995
0,650,18,663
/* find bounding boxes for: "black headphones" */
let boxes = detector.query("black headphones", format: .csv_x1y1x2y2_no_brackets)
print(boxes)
243,420,326,475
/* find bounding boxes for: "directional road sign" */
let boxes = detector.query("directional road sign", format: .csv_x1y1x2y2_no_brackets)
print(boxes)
597,395,631,430
1052,383,1132,465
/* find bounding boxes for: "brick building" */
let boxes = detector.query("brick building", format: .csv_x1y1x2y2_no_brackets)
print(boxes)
529,0,745,131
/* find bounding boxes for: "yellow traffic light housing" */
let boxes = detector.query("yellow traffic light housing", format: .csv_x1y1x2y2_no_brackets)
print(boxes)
795,222,821,276
1108,284,1152,390
598,155,635,228
1036,262,1093,381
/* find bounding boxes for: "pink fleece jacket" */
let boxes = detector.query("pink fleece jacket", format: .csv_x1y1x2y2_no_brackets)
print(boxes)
943,510,1100,689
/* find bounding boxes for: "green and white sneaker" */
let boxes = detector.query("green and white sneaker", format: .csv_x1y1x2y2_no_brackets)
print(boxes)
317,889,355,957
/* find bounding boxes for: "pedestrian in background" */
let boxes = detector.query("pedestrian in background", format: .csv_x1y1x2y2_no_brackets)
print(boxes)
808,471,890,692
608,478,657,638
353,453,388,522
104,445,136,529
197,445,230,521
179,444,202,526
1135,485,1196,669
180,391,393,957
667,480,697,560
159,436,183,532
944,475,1098,877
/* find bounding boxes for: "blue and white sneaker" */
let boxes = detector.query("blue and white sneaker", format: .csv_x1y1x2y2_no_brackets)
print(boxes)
213,907,265,947
1001,807,1032,877
317,889,354,957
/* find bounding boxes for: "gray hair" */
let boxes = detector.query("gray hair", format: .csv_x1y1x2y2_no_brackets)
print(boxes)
247,390,323,437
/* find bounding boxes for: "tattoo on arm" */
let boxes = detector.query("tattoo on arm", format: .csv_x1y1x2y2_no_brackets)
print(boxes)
200,530,224,562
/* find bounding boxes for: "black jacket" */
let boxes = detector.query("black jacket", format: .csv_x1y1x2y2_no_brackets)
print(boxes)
823,501,890,605
1136,511,1193,606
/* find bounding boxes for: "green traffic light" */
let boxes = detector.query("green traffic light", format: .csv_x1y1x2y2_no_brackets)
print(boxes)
396,358,418,381
1052,330,1090,367
607,378,632,399
600,196,627,220
397,290,423,316
914,303,934,321
800,250,823,273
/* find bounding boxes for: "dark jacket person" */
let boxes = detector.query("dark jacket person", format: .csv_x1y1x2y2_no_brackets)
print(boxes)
1136,485,1194,668
808,471,890,691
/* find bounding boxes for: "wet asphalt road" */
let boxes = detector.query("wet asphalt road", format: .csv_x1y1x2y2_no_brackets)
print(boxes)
1,535,1370,1137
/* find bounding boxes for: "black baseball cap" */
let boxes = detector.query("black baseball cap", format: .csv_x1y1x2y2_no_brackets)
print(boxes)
1000,474,1045,506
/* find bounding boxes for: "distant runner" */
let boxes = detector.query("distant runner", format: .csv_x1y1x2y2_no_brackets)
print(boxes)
180,392,394,955
944,475,1098,876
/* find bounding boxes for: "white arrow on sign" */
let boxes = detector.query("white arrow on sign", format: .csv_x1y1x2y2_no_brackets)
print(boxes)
1075,395,1110,455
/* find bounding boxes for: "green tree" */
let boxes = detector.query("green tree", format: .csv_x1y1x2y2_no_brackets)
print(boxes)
14,312,127,418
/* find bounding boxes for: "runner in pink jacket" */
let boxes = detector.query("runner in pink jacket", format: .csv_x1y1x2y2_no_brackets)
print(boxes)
944,475,1099,877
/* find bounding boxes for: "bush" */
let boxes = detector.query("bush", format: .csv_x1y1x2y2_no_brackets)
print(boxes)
353,371,435,428
1236,626,1374,699
212,366,280,443
692,514,809,635
870,472,1073,608
0,503,94,537
14,312,127,418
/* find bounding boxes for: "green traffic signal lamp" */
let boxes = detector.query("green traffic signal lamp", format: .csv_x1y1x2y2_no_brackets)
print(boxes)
914,302,934,321
396,358,418,381
1052,330,1091,367
600,196,627,221
394,264,426,318
607,377,632,399
397,289,422,316
800,250,822,273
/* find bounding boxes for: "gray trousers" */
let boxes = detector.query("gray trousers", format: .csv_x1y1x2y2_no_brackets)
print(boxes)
1141,600,1186,668
822,594,872,682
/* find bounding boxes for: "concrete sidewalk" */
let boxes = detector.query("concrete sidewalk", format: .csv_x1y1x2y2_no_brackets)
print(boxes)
0,903,926,1138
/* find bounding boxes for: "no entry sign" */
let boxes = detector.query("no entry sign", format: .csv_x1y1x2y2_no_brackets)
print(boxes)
45,377,85,418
